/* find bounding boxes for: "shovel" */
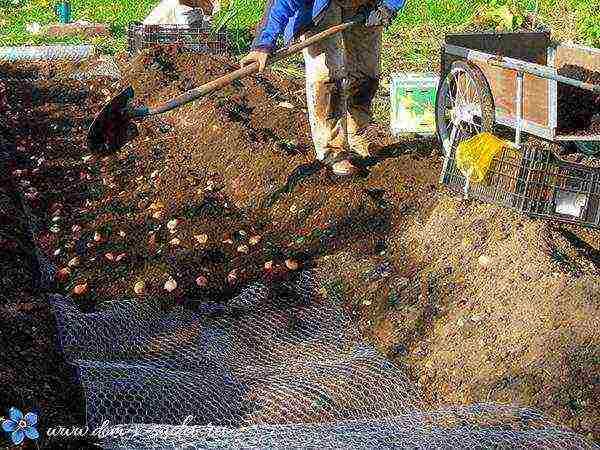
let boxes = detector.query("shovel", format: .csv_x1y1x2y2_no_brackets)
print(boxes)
88,14,366,153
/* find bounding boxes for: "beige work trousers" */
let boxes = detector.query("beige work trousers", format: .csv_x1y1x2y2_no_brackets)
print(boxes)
301,0,382,160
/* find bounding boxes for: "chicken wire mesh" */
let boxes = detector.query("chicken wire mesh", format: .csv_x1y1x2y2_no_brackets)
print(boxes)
0,45,95,62
50,270,599,449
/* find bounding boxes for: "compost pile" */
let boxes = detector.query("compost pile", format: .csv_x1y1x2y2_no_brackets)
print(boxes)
4,48,600,446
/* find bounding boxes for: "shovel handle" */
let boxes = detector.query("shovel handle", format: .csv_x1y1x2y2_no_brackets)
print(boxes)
135,14,365,117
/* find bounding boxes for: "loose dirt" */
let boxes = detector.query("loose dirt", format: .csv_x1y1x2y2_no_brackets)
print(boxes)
3,48,600,443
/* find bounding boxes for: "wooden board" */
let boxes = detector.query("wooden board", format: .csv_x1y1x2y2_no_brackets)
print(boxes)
555,44,600,75
473,61,550,127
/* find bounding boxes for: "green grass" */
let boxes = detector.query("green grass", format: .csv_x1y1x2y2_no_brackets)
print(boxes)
0,0,158,51
1,0,599,66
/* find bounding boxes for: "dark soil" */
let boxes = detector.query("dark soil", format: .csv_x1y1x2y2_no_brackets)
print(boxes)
557,64,600,136
0,78,94,449
3,47,600,446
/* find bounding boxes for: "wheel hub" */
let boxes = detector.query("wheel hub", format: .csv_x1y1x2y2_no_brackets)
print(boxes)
452,103,476,124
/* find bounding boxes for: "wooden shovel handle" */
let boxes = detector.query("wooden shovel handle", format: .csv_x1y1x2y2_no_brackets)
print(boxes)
143,15,365,116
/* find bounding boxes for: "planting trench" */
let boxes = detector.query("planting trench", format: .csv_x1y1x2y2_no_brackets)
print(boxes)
2,47,600,447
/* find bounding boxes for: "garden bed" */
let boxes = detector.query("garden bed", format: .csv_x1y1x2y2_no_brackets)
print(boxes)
4,48,600,443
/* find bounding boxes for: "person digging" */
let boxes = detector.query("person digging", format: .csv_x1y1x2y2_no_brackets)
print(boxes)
241,0,405,177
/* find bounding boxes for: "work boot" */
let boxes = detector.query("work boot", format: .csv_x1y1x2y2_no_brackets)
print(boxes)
320,150,363,177
349,123,387,158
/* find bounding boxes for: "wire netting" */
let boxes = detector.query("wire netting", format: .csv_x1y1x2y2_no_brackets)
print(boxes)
51,270,598,449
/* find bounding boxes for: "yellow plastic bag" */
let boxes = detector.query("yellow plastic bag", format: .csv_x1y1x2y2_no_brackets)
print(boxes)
456,132,507,182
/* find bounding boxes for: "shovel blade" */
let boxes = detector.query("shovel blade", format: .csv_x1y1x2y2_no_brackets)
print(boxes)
87,86,137,153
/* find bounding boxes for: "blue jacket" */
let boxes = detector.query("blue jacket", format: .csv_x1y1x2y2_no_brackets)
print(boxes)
252,0,406,51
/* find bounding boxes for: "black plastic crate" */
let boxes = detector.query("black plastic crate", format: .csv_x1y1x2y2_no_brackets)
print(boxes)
127,22,229,55
441,142,600,228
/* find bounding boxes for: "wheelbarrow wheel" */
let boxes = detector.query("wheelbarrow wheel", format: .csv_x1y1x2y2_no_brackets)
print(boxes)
435,61,495,156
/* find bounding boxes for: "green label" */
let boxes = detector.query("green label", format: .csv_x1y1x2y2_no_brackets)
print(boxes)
391,80,437,134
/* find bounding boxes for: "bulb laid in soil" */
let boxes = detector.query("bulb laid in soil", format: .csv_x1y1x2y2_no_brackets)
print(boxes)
196,275,208,287
118,230,126,238
68,256,81,268
115,253,126,262
227,270,238,285
249,235,261,246
167,219,179,232
134,281,145,295
478,255,490,267
56,267,71,282
105,253,115,262
285,259,300,271
73,282,89,296
149,200,165,211
170,238,181,246
194,234,208,245
164,277,177,292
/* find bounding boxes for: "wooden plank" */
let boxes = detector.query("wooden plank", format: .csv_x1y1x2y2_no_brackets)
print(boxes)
472,61,550,127
554,44,600,136
555,44,600,75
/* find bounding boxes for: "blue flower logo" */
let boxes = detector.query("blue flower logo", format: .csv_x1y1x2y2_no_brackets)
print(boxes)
2,407,39,445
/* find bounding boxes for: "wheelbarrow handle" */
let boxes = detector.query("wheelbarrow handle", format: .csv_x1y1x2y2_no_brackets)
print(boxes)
133,13,366,118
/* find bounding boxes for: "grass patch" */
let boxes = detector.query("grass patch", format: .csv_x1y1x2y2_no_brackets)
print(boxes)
3,0,599,56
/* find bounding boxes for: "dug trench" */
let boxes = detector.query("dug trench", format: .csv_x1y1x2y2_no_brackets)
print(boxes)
2,47,599,443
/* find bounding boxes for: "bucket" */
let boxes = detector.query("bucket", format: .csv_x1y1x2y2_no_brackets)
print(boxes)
390,72,439,137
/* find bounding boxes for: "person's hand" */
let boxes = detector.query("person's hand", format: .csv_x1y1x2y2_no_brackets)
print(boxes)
240,49,270,73
365,3,396,28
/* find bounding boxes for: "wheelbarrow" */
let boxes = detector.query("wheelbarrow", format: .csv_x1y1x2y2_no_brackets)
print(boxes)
435,32,600,229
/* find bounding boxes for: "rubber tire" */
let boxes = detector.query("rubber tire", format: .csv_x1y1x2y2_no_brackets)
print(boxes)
435,60,495,154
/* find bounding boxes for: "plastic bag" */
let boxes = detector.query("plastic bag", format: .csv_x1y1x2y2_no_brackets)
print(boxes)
456,132,507,182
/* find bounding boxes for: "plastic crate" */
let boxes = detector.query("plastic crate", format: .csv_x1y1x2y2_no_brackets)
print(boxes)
441,142,600,228
127,22,229,55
